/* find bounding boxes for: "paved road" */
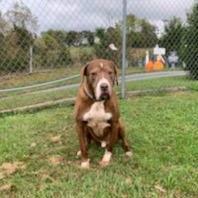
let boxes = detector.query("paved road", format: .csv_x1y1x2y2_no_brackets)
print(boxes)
26,70,187,95
124,70,187,82
0,70,187,95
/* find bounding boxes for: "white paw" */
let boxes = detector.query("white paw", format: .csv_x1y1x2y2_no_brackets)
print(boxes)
100,160,110,167
76,150,81,157
101,141,106,148
100,150,112,167
81,159,90,169
125,151,133,157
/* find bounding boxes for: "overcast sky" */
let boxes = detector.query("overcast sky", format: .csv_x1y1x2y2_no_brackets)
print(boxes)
0,0,195,34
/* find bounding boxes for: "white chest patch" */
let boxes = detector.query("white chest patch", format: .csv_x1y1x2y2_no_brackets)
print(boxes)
83,101,112,136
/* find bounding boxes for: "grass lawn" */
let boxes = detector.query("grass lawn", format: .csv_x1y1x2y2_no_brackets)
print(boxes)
0,91,197,197
126,76,198,91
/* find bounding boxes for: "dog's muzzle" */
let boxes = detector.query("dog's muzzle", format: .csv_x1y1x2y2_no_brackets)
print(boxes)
95,78,111,101
99,83,110,100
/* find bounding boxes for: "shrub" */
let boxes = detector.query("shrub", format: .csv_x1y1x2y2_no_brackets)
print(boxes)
183,3,198,79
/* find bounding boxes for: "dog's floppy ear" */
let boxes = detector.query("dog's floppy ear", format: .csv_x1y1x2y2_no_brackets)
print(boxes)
80,63,89,84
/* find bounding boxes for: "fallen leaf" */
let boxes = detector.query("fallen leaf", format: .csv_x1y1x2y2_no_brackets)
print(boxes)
125,177,132,185
0,184,13,191
155,185,166,193
48,156,64,165
50,135,61,143
30,142,36,147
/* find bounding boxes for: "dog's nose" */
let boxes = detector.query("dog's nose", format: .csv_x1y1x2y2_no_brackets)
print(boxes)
100,83,108,91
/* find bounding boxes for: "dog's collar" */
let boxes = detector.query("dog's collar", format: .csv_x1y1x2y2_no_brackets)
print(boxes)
83,85,107,102
83,85,96,101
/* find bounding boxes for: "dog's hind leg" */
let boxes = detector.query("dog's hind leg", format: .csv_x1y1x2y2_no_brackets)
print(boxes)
118,121,132,157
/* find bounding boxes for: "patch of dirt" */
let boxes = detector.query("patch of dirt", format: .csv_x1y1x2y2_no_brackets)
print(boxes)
0,184,15,192
0,161,26,180
48,156,64,165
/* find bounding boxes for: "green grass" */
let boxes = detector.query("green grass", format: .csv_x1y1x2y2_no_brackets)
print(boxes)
0,76,198,111
0,88,77,111
0,91,197,197
126,76,198,91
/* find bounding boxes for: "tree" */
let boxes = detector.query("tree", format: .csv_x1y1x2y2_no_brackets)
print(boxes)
87,31,94,46
94,27,121,64
140,19,158,47
66,31,80,46
182,3,198,79
0,1,38,72
1,27,30,72
159,17,184,54
34,31,71,68
42,30,67,47
95,28,105,41
0,12,10,35
81,31,94,46
116,14,157,48
5,1,37,33
13,24,34,49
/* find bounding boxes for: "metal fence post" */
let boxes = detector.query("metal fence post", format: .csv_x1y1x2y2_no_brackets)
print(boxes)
29,45,33,74
121,0,127,99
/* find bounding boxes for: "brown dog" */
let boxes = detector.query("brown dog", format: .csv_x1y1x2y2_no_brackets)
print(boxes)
74,59,132,168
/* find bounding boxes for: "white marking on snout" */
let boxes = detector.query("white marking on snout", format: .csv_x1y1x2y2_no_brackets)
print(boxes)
100,62,104,68
95,77,111,100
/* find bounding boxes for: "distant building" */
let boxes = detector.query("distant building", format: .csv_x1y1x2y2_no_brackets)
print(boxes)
81,38,89,45
168,51,179,68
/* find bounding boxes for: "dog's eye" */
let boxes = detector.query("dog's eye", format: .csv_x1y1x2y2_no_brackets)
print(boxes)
108,71,113,75
90,72,96,76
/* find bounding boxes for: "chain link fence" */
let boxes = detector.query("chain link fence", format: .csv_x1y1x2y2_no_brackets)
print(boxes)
0,0,197,111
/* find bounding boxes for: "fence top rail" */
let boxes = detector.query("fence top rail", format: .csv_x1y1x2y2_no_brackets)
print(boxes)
0,74,80,93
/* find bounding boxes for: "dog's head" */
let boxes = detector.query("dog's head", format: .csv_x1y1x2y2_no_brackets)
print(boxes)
81,59,118,101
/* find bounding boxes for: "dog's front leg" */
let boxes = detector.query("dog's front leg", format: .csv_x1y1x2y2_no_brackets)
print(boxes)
76,122,90,168
100,122,118,167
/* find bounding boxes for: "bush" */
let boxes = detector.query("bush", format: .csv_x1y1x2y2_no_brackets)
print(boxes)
0,28,30,73
183,3,198,79
70,47,95,65
33,37,72,68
